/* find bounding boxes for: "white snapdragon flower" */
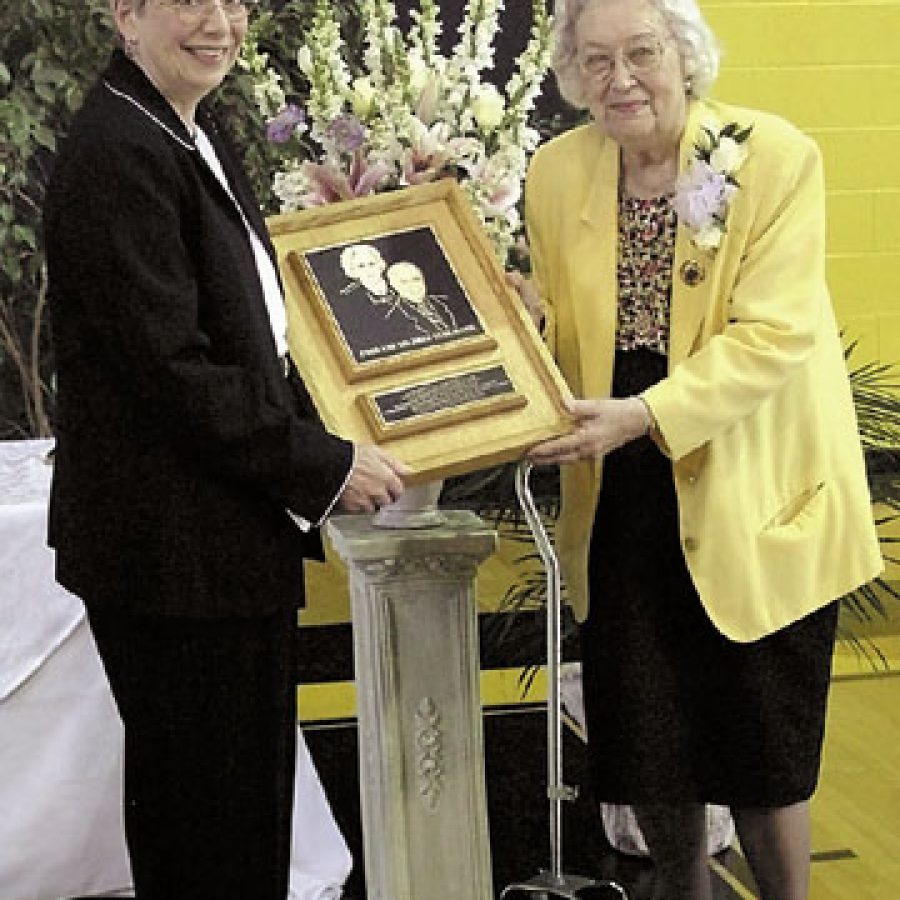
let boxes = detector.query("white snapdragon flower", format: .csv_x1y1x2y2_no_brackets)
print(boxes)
469,0,503,71
252,73,286,120
273,166,313,213
360,0,400,91
448,0,502,90
520,125,541,153
238,41,285,118
490,141,528,183
409,0,441,66
502,8,553,145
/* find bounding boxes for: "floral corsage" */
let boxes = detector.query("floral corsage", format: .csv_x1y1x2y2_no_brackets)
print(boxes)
674,121,753,252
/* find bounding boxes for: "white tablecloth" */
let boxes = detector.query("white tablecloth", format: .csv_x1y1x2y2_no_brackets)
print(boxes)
0,440,351,900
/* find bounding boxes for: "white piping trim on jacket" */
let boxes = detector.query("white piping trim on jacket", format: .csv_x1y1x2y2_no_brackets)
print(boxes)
103,81,196,152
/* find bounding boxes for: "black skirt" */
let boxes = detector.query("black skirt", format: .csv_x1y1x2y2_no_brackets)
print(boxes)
580,347,838,807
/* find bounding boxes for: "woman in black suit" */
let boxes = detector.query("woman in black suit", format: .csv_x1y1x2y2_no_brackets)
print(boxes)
44,1,407,897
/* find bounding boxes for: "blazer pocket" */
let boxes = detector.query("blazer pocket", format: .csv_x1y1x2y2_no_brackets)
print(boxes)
760,481,827,532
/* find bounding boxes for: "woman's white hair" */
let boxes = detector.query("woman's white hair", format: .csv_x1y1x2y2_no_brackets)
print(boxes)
552,0,720,108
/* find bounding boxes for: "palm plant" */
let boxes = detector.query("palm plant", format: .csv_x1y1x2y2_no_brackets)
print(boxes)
839,343,900,664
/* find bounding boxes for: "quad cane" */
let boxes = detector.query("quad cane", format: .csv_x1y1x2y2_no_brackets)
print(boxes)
500,462,628,900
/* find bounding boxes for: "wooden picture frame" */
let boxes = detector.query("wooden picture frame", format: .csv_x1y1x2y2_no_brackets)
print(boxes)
267,179,571,484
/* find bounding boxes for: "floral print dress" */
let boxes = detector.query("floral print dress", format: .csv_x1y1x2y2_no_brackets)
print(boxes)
615,191,676,354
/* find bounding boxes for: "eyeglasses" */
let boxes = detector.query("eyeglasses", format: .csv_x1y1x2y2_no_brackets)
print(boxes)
156,0,260,23
577,35,669,81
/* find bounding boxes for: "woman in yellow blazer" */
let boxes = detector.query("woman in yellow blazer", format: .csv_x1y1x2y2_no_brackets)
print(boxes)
519,1,883,898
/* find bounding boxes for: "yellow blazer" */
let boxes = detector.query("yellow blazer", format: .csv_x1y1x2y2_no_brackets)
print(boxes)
525,99,883,642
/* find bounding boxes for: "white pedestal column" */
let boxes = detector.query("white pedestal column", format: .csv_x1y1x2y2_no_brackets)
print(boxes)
327,511,496,900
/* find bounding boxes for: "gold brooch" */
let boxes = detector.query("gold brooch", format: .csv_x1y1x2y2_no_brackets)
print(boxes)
679,259,705,287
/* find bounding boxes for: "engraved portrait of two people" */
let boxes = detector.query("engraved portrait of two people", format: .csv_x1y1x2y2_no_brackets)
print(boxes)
304,226,484,365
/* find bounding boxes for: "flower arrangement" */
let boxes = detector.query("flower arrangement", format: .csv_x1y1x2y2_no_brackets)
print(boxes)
241,0,553,265
674,121,752,252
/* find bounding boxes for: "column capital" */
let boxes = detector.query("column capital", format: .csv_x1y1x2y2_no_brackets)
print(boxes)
327,511,496,579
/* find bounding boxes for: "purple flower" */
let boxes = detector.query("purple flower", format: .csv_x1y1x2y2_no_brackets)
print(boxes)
673,160,736,230
266,104,305,144
326,113,367,153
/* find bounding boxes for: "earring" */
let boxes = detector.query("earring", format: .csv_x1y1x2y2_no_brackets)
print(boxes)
125,36,139,56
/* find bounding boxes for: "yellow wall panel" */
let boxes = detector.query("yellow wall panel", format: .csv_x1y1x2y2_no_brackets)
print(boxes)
877,313,900,365
873,191,900,252
703,4,900,67
826,191,900,256
713,68,900,130
811,129,900,192
826,192,876,255
839,314,882,363
826,254,900,318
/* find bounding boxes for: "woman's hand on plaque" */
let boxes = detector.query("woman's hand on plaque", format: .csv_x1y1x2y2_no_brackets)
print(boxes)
505,271,544,330
527,396,653,465
338,444,410,513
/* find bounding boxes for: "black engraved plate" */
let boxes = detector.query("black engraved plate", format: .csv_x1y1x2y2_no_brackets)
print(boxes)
376,365,515,423
359,364,527,439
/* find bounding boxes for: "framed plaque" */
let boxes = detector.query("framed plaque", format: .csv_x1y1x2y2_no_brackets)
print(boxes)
267,178,571,483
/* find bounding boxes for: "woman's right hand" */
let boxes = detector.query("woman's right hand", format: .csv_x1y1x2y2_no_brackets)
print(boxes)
505,271,543,329
338,445,410,513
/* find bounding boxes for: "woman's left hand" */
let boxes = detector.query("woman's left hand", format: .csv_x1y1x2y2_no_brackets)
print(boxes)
505,270,544,329
527,396,653,465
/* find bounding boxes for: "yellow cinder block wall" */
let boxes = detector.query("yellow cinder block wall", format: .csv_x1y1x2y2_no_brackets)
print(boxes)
702,0,900,365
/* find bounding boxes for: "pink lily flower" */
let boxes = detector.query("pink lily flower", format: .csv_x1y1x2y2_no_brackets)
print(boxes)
299,150,394,206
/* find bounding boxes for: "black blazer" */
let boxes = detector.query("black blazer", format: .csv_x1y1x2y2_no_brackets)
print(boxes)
44,51,354,617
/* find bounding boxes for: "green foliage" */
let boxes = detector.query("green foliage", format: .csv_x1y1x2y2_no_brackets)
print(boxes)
0,0,113,437
838,347,900,663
